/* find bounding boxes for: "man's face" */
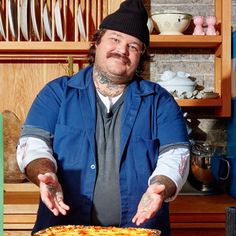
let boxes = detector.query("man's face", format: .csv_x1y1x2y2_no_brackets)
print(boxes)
94,30,143,84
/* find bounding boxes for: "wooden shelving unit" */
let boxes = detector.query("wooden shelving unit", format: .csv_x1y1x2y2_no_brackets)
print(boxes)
0,0,232,117
0,0,231,117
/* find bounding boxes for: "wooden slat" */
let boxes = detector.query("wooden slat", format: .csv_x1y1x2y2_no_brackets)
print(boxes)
4,183,39,192
4,231,32,236
171,222,225,229
4,224,34,230
4,215,36,224
4,205,38,214
170,213,225,223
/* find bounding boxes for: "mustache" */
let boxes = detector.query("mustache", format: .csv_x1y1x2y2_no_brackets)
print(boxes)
107,52,130,64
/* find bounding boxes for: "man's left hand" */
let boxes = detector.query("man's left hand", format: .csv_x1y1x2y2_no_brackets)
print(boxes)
132,184,165,226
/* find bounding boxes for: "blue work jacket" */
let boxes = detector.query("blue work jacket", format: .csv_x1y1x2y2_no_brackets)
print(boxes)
26,65,189,235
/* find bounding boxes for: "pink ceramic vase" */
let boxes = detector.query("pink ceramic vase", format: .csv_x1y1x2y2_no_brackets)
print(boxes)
193,16,205,35
206,16,217,35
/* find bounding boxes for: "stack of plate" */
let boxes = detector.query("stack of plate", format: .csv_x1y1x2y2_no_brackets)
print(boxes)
1,0,88,41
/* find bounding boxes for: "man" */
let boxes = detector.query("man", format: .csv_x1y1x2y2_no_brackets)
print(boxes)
16,0,190,235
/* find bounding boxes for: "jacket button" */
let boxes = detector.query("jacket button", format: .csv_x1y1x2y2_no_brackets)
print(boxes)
90,164,96,169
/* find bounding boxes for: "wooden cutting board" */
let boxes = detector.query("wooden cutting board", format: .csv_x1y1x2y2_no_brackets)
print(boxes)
3,110,26,183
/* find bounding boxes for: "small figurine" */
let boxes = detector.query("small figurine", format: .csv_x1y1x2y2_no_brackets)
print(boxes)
193,16,205,35
206,16,217,35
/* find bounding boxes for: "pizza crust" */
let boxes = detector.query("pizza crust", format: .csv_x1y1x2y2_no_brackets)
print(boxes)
34,225,161,236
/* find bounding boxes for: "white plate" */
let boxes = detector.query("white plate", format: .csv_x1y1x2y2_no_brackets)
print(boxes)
54,0,63,40
0,2,6,40
20,0,28,40
77,4,86,40
8,0,18,39
30,0,40,40
43,3,52,40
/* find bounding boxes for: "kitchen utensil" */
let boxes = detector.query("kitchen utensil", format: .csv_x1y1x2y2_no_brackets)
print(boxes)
190,141,230,193
151,11,192,35
8,0,18,39
43,3,52,40
77,4,86,40
54,0,63,40
0,2,6,40
30,0,40,40
20,0,28,40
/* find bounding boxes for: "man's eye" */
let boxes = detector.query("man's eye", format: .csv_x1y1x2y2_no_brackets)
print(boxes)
111,38,119,43
128,44,138,52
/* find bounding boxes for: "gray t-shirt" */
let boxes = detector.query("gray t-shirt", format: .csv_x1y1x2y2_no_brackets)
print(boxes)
92,93,124,226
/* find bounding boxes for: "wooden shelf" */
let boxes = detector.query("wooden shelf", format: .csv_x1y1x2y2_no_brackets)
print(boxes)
0,42,91,53
150,35,222,48
176,98,222,107
0,35,222,53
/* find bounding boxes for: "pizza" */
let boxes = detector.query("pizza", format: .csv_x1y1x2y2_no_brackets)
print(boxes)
34,225,161,235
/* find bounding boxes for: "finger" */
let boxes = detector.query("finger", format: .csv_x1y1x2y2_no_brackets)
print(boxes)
55,191,70,210
54,198,69,215
42,198,59,216
132,212,147,226
57,199,70,211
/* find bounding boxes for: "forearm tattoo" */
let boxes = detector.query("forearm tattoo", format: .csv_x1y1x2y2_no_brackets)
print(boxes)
150,175,177,200
25,158,56,186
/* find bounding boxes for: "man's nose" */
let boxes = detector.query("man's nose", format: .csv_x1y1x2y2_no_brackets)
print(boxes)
116,43,129,55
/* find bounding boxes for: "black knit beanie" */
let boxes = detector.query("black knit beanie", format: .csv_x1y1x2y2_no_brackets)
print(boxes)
99,0,150,47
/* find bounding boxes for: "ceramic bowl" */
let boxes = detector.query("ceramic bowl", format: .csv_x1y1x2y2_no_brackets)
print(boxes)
158,71,196,95
158,81,195,95
151,11,192,35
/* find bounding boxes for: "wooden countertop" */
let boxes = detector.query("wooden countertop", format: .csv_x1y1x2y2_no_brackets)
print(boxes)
4,183,236,214
170,194,236,214
4,183,236,235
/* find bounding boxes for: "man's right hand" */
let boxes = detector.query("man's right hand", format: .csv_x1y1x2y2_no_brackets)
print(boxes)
38,172,70,216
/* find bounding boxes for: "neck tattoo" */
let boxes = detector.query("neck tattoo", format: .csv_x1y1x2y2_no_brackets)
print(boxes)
93,65,127,97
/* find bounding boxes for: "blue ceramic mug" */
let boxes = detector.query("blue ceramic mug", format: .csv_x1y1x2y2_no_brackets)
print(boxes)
211,155,230,182
227,157,236,199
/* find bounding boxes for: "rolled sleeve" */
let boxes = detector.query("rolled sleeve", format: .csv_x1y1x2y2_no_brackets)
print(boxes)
148,146,190,202
16,137,57,173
